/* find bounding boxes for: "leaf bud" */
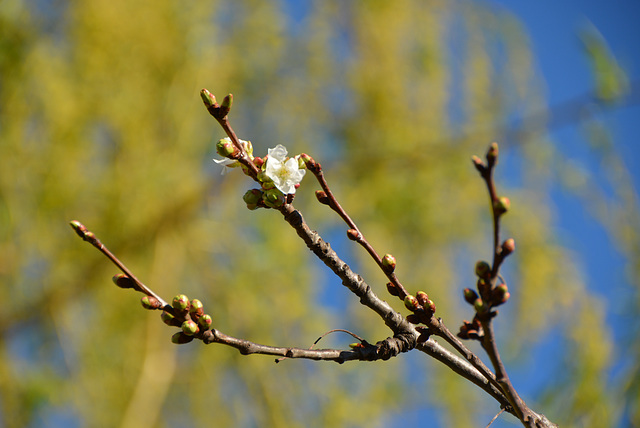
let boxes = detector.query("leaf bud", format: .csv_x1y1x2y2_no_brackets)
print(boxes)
171,332,194,344
181,320,199,336
349,342,365,349
386,282,399,297
382,254,396,273
69,220,88,239
493,197,510,215
141,296,163,310
112,273,135,289
404,294,420,312
471,155,486,174
346,229,360,241
198,314,213,330
315,190,330,205
172,294,190,312
475,261,491,279
200,88,217,108
486,142,499,166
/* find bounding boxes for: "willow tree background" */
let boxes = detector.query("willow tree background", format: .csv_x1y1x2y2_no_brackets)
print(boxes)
1,1,638,427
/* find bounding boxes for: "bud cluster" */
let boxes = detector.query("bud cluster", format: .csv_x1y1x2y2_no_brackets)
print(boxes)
144,293,215,345
404,290,436,328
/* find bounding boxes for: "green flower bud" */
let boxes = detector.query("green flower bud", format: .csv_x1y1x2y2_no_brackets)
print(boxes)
190,299,204,318
112,273,135,289
161,310,180,327
181,320,199,336
262,188,285,208
416,291,429,307
221,93,233,110
475,261,491,279
243,189,263,206
200,88,217,108
501,238,515,256
216,138,236,158
198,314,213,330
463,288,479,305
349,342,364,349
404,294,420,311
171,332,194,344
492,284,510,306
494,197,510,215
382,254,396,273
473,298,488,313
141,296,162,310
172,294,189,312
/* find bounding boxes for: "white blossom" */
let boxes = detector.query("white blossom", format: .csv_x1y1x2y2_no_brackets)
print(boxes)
264,144,306,194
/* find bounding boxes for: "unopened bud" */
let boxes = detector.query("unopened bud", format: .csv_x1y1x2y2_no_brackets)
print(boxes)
181,320,199,336
216,138,236,158
416,291,429,307
171,332,194,344
243,189,263,209
253,156,265,169
141,296,162,310
198,314,213,330
486,142,499,166
262,188,285,208
501,238,515,256
382,254,396,273
346,229,359,241
475,261,491,279
494,197,510,215
300,153,317,170
471,155,486,174
404,294,420,311
315,190,330,205
172,294,189,312
190,299,204,318
349,342,365,349
221,94,233,110
386,282,399,297
463,288,479,305
161,310,180,327
492,284,510,305
112,273,135,289
200,88,217,108
473,298,488,313
69,220,88,239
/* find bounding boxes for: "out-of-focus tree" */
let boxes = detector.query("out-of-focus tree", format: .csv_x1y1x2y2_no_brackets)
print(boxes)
0,0,634,427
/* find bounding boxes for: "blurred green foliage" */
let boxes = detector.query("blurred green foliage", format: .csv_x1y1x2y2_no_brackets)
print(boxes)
0,1,636,427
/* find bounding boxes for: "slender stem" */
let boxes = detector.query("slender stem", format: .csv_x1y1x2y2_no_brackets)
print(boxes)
69,221,169,308
311,168,410,300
